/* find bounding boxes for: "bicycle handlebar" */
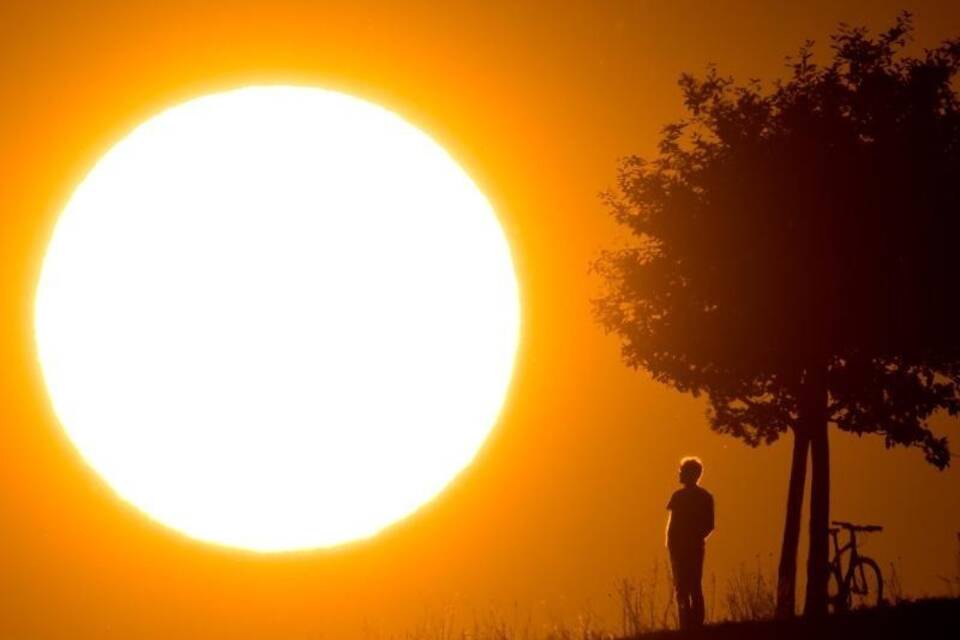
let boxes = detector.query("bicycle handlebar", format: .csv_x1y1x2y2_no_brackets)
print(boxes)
831,520,883,532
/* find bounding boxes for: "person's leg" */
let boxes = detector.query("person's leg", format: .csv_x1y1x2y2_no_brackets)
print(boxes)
670,549,691,630
690,544,706,627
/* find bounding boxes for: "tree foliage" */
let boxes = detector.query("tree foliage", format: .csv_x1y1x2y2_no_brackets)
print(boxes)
593,13,960,467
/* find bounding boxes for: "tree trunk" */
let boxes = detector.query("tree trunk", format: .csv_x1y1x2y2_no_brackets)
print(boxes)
776,427,809,619
803,367,830,618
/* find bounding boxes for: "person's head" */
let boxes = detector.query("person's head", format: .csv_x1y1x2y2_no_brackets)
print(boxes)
678,456,703,487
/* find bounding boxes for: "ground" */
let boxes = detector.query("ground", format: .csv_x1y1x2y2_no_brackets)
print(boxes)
627,598,959,640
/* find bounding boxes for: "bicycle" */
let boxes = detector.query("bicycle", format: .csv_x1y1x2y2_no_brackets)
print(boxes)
827,520,885,612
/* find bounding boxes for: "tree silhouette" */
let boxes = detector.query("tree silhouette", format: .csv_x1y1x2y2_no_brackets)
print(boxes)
593,13,960,617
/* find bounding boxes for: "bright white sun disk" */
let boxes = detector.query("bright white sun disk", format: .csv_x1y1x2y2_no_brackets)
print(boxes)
34,86,520,552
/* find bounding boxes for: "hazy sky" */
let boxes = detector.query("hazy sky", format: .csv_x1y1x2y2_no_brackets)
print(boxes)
1,1,959,637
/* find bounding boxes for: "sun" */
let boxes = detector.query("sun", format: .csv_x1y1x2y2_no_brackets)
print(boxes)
34,86,520,552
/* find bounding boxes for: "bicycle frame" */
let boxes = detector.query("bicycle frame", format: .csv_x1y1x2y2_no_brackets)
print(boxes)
831,527,880,603
829,528,862,581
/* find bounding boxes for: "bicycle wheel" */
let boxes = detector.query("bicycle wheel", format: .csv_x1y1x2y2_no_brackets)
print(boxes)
849,557,884,609
827,566,849,613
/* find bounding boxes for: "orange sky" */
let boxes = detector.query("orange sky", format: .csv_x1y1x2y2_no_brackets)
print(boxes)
1,1,959,637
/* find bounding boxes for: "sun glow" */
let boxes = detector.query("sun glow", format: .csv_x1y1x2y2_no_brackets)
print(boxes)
34,87,520,552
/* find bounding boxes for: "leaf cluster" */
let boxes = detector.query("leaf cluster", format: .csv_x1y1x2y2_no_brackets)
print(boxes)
593,14,960,465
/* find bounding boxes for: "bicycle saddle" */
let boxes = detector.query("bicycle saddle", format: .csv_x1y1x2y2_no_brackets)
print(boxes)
831,520,883,532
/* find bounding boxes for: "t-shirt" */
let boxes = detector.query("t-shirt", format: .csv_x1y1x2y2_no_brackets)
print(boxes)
666,485,715,549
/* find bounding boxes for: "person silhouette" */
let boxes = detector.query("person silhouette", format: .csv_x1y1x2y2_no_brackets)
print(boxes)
666,456,714,630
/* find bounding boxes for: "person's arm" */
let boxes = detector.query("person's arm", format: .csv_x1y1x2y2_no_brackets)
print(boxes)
704,494,715,539
665,494,675,548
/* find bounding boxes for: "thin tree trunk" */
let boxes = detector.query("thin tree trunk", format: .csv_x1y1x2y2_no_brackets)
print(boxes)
776,427,809,619
803,366,830,618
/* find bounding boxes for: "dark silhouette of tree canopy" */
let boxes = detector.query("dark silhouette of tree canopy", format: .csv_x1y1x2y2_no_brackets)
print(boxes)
593,14,960,617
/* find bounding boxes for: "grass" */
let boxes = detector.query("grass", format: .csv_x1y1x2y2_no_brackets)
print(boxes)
388,540,960,640
392,559,759,639
722,561,776,622
395,597,960,640
615,560,677,635
939,532,960,597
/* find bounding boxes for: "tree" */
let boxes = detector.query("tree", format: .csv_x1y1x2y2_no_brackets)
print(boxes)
592,14,960,617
